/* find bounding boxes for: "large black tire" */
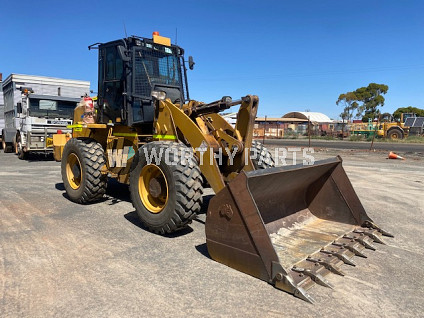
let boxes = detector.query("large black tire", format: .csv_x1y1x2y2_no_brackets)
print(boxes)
12,135,17,155
129,141,203,234
250,140,275,169
2,138,13,153
61,138,107,203
387,128,404,140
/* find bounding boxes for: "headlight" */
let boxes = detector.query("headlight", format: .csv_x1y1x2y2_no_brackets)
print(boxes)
152,90,166,101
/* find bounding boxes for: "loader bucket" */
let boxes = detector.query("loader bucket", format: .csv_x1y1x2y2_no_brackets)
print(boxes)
205,156,392,303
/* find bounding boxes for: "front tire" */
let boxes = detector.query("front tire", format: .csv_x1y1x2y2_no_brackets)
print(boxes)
130,141,203,234
61,138,107,203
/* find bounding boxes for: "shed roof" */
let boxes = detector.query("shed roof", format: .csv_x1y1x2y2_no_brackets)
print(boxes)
2,73,90,88
282,112,332,123
255,117,307,123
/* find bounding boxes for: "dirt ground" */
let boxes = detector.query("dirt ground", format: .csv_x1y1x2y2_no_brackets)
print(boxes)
0,146,423,317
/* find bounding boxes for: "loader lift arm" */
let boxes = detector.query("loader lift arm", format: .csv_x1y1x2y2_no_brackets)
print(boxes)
154,95,258,193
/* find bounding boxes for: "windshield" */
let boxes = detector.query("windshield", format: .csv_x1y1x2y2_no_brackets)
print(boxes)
134,48,183,98
29,98,77,118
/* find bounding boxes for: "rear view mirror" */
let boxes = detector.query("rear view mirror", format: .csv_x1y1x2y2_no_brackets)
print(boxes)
17,102,22,114
188,56,195,70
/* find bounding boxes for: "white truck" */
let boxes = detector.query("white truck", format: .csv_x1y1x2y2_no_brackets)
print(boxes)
1,74,90,158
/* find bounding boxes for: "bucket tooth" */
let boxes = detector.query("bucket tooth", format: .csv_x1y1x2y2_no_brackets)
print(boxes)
343,234,376,250
354,229,385,244
358,237,377,250
292,267,334,289
293,287,315,304
273,267,316,304
362,220,394,237
320,249,356,266
306,257,345,276
332,241,367,258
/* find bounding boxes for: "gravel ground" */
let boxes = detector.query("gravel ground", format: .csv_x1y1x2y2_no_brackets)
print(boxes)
0,146,423,318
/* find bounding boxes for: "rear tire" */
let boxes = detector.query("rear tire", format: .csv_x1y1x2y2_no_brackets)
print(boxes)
2,138,13,153
61,138,107,203
250,140,275,169
129,141,203,234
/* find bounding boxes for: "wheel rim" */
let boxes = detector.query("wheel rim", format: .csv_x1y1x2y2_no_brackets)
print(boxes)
139,164,168,213
66,153,82,190
390,133,399,140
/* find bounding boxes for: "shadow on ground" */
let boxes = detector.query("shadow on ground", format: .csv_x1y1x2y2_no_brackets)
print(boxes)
106,179,131,205
26,153,55,162
124,211,194,237
195,243,211,259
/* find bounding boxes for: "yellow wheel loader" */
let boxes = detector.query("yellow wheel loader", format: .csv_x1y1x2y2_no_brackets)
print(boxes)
54,32,392,303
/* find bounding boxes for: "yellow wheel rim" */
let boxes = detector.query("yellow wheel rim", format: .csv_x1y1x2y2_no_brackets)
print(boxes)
139,164,168,213
66,153,82,190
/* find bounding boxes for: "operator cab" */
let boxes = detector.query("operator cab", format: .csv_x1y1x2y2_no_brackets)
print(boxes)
92,32,192,128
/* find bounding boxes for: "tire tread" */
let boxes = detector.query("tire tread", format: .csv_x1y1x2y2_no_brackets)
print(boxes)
129,141,203,234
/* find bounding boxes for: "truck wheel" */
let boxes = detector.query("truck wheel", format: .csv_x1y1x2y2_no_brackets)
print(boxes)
16,134,28,160
61,138,107,203
129,141,203,234
250,140,275,169
387,128,404,140
2,139,13,153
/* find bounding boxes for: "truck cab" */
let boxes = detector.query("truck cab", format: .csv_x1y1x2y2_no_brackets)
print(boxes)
14,89,77,157
1,74,90,158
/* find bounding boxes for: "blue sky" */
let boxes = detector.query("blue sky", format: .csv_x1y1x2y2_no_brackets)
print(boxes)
1,0,423,119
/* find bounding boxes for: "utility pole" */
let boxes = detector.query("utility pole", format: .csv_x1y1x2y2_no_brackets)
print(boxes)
276,121,279,139
308,116,311,148
369,115,380,151
263,115,267,145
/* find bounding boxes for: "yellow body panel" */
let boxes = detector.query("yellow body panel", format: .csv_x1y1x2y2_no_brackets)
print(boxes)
53,134,70,161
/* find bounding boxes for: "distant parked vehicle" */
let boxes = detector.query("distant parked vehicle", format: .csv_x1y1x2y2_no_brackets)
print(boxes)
377,113,415,140
349,119,377,138
1,74,90,158
320,122,349,138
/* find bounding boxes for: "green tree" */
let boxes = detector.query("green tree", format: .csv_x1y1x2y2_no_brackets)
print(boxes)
393,106,424,121
336,92,358,122
353,83,389,122
380,112,392,122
